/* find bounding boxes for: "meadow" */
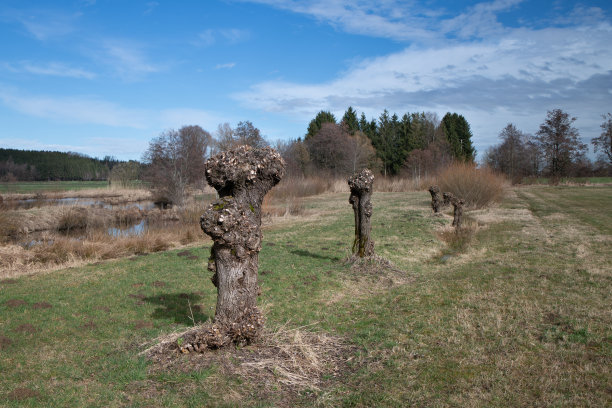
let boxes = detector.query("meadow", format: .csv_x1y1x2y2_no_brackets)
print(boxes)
0,184,610,406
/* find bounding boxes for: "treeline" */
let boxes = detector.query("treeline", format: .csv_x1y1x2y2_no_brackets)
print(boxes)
0,149,118,182
484,110,612,182
278,107,475,179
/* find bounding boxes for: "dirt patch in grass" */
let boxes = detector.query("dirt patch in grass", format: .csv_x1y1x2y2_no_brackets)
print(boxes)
32,301,52,309
0,278,18,284
8,387,40,401
81,320,97,330
132,283,145,288
144,325,356,405
0,335,13,350
134,320,154,329
177,250,193,257
5,299,27,308
152,281,167,287
14,323,37,334
129,294,146,300
95,306,111,312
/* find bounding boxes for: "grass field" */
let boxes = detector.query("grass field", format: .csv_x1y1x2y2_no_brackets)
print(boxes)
0,181,110,194
0,185,610,406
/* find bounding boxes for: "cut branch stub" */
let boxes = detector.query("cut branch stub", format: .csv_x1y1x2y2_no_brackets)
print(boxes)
428,185,442,213
348,169,375,258
200,146,284,347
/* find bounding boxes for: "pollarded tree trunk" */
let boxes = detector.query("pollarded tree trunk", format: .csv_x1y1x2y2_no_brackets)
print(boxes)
428,185,442,213
199,146,284,345
444,192,465,230
348,169,375,258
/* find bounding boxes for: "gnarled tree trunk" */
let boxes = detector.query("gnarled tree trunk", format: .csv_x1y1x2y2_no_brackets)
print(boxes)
348,169,375,258
444,192,465,230
199,146,284,346
428,185,442,213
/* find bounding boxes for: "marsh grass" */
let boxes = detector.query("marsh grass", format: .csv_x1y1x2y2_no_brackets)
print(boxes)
0,186,610,406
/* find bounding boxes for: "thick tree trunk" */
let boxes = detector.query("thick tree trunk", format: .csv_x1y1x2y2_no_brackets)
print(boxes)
428,185,442,213
200,146,284,345
348,169,375,258
442,192,465,230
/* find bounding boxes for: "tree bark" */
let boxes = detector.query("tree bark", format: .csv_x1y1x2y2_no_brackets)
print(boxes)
200,146,284,345
444,192,465,230
348,169,375,257
428,185,442,213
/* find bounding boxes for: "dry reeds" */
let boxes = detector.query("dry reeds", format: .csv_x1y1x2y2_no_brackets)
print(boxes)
437,162,507,209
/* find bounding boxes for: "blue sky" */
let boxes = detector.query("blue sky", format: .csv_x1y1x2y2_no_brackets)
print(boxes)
1,0,611,161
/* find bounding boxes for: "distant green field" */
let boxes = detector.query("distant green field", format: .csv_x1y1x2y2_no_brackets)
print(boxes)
0,181,109,193
522,176,612,185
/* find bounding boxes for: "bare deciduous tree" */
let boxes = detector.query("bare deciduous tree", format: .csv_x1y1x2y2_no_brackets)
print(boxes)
142,125,212,205
592,113,612,164
536,109,586,177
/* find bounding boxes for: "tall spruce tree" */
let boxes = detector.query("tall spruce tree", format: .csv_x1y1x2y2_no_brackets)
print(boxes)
306,110,336,140
441,113,476,162
342,107,360,135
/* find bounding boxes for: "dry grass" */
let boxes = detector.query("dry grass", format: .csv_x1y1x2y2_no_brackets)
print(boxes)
437,162,508,209
374,176,436,192
0,187,152,203
145,322,353,402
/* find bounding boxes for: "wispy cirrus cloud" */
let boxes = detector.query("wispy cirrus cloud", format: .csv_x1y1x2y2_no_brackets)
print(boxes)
0,87,149,128
195,28,250,46
0,86,222,133
91,40,163,80
3,61,96,79
1,8,80,40
215,62,236,69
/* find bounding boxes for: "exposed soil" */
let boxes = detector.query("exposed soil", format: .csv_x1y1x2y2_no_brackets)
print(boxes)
152,281,167,287
95,306,111,313
132,283,145,288
5,299,27,308
14,323,37,334
134,320,154,329
0,278,18,284
32,302,52,309
0,335,12,350
128,294,146,300
177,250,193,257
8,387,40,401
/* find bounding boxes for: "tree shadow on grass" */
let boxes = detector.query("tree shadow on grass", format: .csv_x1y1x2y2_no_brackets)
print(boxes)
144,292,213,325
290,249,340,262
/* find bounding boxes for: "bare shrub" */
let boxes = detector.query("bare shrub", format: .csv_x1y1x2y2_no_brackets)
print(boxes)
437,162,507,209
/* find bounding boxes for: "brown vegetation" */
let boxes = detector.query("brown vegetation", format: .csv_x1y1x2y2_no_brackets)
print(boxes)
437,162,507,209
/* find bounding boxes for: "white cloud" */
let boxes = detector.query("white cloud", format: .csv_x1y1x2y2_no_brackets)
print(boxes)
235,20,612,155
100,41,161,78
2,9,79,40
195,28,250,46
0,88,149,128
5,61,96,79
215,62,236,69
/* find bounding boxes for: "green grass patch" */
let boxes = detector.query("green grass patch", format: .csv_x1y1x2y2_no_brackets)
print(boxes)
1,186,610,406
